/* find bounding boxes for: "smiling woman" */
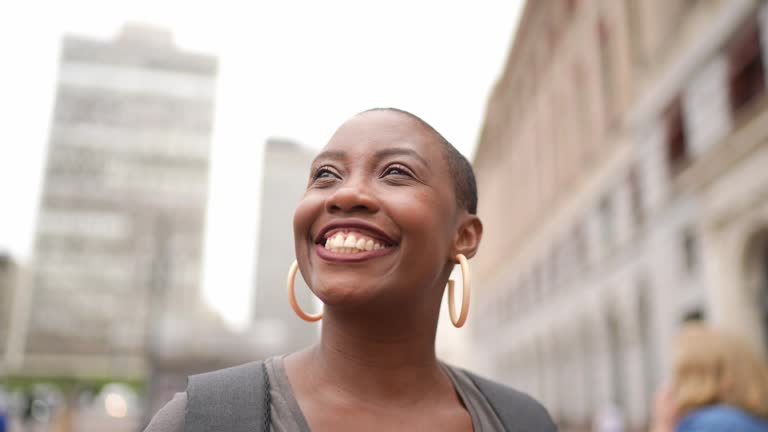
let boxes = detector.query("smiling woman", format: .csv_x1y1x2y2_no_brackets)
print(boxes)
144,108,557,432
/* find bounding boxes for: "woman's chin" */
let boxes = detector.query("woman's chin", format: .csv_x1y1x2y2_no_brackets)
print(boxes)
313,279,377,307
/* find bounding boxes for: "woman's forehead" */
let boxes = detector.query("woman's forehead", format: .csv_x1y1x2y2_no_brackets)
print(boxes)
321,110,442,159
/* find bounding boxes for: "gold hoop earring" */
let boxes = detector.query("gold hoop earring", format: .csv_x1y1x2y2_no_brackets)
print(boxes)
287,260,322,322
447,254,471,328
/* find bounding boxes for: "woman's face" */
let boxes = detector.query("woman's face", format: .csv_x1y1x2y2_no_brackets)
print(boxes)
293,110,461,309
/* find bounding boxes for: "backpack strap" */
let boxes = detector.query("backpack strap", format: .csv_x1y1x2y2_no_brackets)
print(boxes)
185,360,269,432
464,370,558,432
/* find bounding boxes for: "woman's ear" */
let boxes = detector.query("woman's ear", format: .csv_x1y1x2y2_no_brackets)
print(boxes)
452,215,483,259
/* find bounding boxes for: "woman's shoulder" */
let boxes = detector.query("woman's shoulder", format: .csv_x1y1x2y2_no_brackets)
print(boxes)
143,392,187,432
677,404,768,432
144,359,270,432
444,364,558,432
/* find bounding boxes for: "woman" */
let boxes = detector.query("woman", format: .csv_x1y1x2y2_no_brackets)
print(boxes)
650,323,768,432
145,108,556,431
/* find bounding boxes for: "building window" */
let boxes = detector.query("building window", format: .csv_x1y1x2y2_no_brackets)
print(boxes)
520,277,531,310
682,227,699,274
567,0,578,15
599,195,614,250
574,64,593,165
557,243,570,284
549,246,560,289
682,308,705,323
533,264,544,303
512,282,522,315
666,98,689,174
598,19,615,124
572,223,589,271
628,165,644,227
624,0,645,66
503,293,511,322
729,17,765,114
546,16,558,52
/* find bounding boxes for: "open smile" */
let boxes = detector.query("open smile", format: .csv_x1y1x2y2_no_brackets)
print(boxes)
313,220,398,262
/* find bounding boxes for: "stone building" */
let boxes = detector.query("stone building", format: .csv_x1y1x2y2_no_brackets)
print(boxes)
471,0,768,430
1,253,34,373
24,24,218,380
251,138,317,354
0,253,19,363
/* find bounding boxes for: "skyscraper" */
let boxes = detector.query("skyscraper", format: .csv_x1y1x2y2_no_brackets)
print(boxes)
252,138,317,354
25,24,218,378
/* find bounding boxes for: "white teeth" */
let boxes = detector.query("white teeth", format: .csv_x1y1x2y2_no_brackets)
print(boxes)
323,231,390,253
343,235,357,248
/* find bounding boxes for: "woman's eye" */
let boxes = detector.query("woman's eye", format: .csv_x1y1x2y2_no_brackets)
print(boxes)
312,167,339,180
383,165,412,177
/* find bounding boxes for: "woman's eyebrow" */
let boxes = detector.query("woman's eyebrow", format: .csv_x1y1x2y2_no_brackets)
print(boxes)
312,150,346,164
374,147,429,167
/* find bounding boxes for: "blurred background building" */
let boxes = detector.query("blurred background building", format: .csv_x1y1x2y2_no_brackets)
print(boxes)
24,23,217,377
1,24,263,431
470,0,768,430
250,138,317,354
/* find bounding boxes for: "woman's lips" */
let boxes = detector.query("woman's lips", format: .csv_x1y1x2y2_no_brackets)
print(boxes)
314,243,396,263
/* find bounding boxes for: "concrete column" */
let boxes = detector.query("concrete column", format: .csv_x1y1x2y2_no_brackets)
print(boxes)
639,121,668,216
682,55,732,158
759,1,768,82
614,178,633,246
621,290,650,429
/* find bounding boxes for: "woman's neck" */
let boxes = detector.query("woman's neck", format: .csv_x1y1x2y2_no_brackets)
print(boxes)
322,306,439,362
287,304,449,404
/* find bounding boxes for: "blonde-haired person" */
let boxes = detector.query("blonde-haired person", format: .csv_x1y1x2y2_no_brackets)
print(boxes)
650,323,768,432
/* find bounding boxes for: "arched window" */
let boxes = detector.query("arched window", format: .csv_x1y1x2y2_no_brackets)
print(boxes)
728,17,765,115
744,229,768,354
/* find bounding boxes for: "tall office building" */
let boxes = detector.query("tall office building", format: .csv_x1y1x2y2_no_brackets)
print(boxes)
251,138,317,354
472,0,768,429
25,24,217,379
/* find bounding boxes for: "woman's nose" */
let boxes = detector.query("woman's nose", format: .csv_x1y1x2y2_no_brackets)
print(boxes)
325,178,380,214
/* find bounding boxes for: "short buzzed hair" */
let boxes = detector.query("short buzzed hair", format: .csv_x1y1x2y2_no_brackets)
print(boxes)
362,108,478,215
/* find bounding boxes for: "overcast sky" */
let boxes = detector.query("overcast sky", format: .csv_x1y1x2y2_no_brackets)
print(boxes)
0,0,524,327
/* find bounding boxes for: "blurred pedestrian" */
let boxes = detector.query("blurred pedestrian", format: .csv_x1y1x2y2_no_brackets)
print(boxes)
650,323,768,432
0,387,7,432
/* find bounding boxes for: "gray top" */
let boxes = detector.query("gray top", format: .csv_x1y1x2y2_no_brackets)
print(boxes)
144,356,505,431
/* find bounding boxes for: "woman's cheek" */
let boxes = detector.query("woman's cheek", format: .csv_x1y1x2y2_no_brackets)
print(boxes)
293,193,322,236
